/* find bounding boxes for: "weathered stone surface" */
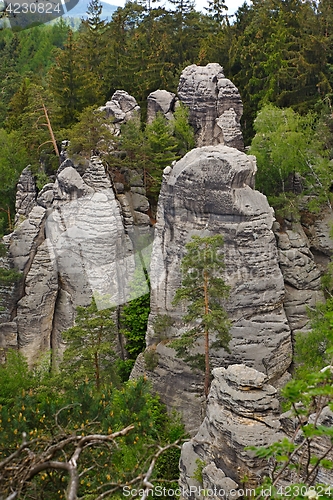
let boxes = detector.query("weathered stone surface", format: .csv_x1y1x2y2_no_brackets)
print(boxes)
114,182,124,194
16,240,58,365
15,167,37,224
202,463,241,500
180,364,333,496
117,194,134,226
0,322,17,349
55,166,92,201
51,289,74,367
147,90,176,123
133,211,151,226
9,206,46,272
132,145,292,431
2,153,152,362
37,183,54,209
177,64,244,150
301,207,333,270
274,222,324,333
179,365,283,497
130,192,149,213
82,156,112,190
99,90,140,135
46,182,135,310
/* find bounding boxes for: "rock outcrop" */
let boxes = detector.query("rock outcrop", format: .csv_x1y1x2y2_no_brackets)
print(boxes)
179,365,283,497
274,221,324,334
131,145,292,431
177,64,244,150
1,155,152,365
147,90,177,123
179,364,333,496
99,90,141,135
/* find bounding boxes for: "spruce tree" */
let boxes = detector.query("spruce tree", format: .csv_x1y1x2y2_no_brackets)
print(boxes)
204,0,227,24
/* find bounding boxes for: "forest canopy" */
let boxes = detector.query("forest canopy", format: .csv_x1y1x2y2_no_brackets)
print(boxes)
1,0,333,231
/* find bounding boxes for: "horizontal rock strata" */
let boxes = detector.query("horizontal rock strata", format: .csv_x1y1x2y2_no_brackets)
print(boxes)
132,144,292,431
177,64,244,150
179,365,283,498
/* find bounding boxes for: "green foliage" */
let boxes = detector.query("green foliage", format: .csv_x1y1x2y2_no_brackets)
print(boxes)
0,267,22,286
192,458,205,485
250,368,333,498
0,128,29,234
172,103,195,156
144,347,159,371
294,297,333,379
0,373,184,499
59,297,119,389
0,349,35,406
68,105,116,157
169,234,231,396
145,112,178,196
107,106,194,205
152,314,174,341
121,292,150,359
48,28,87,126
228,0,330,143
250,104,332,212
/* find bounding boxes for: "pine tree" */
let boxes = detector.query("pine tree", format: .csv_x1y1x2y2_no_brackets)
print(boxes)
60,298,118,389
170,235,231,398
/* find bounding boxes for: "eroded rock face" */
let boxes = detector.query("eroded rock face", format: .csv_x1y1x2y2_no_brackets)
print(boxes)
274,221,324,334
132,145,292,431
14,166,37,224
179,365,284,497
1,156,152,365
177,64,244,150
147,90,176,123
99,90,140,135
180,364,333,496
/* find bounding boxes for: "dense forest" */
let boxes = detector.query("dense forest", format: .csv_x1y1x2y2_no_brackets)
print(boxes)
1,0,333,232
3,0,333,498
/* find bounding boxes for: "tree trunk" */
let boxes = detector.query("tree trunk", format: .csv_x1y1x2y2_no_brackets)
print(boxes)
203,269,210,398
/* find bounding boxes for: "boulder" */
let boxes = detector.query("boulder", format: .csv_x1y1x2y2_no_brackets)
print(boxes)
177,64,244,150
147,89,176,123
99,90,140,135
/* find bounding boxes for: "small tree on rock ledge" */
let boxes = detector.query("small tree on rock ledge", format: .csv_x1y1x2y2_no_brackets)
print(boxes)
169,234,231,398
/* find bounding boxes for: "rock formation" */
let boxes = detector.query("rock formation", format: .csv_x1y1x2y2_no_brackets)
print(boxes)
179,365,283,497
0,67,330,446
1,156,152,366
131,145,292,431
179,364,333,496
274,221,325,335
177,64,244,150
147,90,177,123
99,90,140,135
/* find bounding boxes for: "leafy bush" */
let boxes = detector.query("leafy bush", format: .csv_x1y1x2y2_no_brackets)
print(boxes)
250,104,332,213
